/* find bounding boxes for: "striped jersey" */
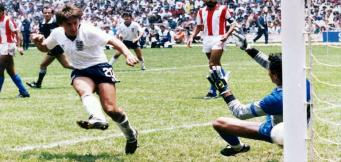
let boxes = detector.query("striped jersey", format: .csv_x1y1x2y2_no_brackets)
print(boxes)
0,15,17,44
196,5,232,36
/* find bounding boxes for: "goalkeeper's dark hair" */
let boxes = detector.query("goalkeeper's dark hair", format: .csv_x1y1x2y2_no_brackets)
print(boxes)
268,53,282,84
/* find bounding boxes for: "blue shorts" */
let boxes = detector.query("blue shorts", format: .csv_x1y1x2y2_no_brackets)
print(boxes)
71,63,118,85
123,40,140,49
258,116,273,142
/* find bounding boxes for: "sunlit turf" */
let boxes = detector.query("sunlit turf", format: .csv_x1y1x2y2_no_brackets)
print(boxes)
0,45,340,161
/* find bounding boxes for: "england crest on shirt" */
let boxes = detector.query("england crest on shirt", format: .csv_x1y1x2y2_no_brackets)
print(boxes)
76,40,84,51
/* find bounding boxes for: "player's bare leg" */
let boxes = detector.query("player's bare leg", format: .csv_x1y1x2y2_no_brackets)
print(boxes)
97,83,138,154
0,55,29,97
204,52,218,99
134,48,145,70
56,54,73,69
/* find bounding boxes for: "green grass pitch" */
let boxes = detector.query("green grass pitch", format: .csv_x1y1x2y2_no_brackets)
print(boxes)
0,45,340,161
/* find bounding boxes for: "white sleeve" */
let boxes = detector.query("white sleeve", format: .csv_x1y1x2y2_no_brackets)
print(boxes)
227,100,266,120
87,25,112,46
43,30,59,50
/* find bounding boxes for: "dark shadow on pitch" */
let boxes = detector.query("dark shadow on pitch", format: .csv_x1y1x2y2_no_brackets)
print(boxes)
22,151,125,162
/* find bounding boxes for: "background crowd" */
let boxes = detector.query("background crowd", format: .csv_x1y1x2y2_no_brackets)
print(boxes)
1,0,340,48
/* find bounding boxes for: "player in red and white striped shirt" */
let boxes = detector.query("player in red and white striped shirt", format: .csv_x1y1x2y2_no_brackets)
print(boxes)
0,3,30,97
187,0,237,99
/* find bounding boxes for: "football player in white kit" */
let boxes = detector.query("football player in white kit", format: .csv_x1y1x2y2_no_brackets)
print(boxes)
31,5,139,154
109,12,146,70
187,0,237,99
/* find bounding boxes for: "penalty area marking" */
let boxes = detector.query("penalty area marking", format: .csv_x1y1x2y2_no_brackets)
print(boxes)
9,122,211,152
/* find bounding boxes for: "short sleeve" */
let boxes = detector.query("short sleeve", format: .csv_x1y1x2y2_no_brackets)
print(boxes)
87,25,112,46
44,29,59,50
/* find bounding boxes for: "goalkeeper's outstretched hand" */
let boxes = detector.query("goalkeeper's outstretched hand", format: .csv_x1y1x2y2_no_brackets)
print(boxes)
207,66,230,94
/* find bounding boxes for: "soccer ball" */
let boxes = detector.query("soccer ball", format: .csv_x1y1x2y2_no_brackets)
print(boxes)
271,122,284,146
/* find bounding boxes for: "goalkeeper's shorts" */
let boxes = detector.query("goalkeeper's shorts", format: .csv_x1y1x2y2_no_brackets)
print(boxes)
258,116,273,142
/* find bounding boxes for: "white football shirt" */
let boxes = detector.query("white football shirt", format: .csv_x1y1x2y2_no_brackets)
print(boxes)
116,21,143,41
44,23,111,69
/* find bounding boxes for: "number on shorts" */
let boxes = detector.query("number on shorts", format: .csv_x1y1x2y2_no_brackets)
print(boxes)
103,67,114,78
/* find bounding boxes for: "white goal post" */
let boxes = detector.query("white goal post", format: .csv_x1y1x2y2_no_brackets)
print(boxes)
282,0,308,162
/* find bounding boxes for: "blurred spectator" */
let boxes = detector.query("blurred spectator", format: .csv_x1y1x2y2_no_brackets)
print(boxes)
253,10,269,44
158,24,172,48
21,15,31,50
173,27,186,44
0,0,339,46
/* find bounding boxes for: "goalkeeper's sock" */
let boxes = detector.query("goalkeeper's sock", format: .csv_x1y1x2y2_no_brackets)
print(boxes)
218,133,241,147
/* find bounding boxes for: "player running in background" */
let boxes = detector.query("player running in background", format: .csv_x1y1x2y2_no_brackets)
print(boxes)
208,35,311,156
109,12,146,70
31,4,139,154
27,6,73,89
0,3,30,98
187,0,237,99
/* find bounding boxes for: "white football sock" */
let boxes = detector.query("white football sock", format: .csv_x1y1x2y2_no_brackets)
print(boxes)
81,94,107,122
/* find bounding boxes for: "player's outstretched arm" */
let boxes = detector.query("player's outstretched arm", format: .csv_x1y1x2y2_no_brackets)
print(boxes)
234,34,270,69
245,48,270,70
31,33,49,52
107,37,138,66
208,66,265,119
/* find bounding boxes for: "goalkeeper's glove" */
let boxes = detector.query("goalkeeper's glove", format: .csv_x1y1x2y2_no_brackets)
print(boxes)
207,66,230,94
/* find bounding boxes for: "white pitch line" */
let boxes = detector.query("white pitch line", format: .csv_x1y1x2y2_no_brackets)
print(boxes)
17,64,214,80
8,122,211,152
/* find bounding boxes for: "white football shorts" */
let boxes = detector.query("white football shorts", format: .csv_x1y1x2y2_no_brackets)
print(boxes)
0,43,16,56
202,36,227,53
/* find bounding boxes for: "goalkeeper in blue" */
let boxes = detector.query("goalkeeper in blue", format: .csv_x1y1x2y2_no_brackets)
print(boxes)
208,36,283,156
209,35,311,156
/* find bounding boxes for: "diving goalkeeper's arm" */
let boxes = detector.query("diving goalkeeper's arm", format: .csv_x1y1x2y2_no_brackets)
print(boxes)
207,66,267,120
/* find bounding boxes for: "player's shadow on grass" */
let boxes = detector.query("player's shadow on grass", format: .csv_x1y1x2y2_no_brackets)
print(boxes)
29,151,125,162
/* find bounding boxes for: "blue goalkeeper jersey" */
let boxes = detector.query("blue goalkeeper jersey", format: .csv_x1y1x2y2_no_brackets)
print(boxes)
259,87,283,115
